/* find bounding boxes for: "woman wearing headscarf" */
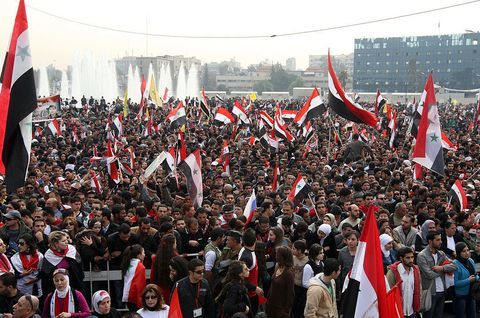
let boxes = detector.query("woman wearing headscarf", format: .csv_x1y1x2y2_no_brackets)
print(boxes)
42,268,90,318
453,242,479,318
90,290,121,318
41,231,84,296
415,219,436,252
10,233,43,295
380,234,397,274
308,224,337,259
0,237,14,276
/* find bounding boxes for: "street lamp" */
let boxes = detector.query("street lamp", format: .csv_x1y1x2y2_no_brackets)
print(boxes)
465,29,479,34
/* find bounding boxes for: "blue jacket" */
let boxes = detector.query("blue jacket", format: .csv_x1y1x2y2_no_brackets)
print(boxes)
453,258,479,296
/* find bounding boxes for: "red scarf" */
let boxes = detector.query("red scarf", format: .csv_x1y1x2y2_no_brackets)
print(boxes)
54,291,70,317
0,254,11,273
20,252,39,270
52,245,69,258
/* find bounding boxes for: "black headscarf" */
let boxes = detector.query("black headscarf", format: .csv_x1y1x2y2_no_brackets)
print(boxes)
455,242,475,275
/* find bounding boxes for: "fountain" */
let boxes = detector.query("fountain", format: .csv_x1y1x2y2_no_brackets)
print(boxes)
157,63,166,100
164,62,173,100
176,61,187,100
60,70,69,98
132,66,141,103
69,51,119,103
127,64,135,101
37,66,50,97
186,63,199,99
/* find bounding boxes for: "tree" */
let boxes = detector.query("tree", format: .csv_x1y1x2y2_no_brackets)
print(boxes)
253,80,273,94
270,63,297,91
338,70,348,89
288,77,305,94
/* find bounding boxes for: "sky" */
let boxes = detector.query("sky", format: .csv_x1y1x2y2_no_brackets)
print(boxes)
0,0,480,71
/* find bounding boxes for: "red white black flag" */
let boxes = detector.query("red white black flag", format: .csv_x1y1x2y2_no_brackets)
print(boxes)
294,87,326,126
449,179,467,211
0,0,37,192
328,51,377,127
178,149,203,207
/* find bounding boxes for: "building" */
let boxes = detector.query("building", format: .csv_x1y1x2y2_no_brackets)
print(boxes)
215,72,270,91
286,57,296,71
353,33,480,92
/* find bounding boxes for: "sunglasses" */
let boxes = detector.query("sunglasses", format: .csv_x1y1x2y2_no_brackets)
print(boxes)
66,223,74,226
25,294,34,310
18,241,26,246
144,295,157,300
194,270,204,275
92,207,101,210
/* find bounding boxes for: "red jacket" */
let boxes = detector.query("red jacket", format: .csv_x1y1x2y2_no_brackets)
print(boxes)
388,261,421,313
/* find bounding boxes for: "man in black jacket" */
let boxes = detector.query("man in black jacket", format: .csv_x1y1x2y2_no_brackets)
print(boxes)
174,259,215,318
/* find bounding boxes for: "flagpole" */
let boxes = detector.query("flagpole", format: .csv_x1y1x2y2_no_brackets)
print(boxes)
467,167,480,181
327,115,342,146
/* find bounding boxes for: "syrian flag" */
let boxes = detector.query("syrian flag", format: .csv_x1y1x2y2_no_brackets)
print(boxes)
221,139,230,175
90,170,102,194
268,130,279,153
168,286,183,318
162,147,176,174
200,86,210,116
259,111,274,129
281,109,298,122
412,73,445,176
72,126,79,144
47,118,61,137
288,174,311,204
294,87,326,126
166,101,187,128
178,149,203,207
122,258,146,309
178,130,187,162
137,75,147,120
441,132,457,151
388,110,397,149
259,133,269,150
248,135,259,146
243,190,257,225
105,140,121,184
408,102,423,138
233,100,250,124
375,89,387,117
449,179,468,211
215,94,224,102
302,121,314,140
341,209,389,318
257,119,267,137
274,109,294,142
272,162,280,192
111,113,123,138
328,51,377,127
214,107,235,126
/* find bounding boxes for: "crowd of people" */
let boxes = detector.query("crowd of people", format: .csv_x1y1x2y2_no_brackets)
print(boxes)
0,93,479,318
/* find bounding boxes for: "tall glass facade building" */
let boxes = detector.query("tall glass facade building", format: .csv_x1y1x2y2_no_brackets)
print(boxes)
353,33,480,92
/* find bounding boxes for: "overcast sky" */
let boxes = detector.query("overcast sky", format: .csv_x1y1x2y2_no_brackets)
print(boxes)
1,0,480,70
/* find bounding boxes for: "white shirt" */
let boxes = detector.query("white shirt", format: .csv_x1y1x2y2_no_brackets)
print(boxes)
137,306,169,318
432,253,444,292
446,236,455,253
204,249,218,271
398,263,414,316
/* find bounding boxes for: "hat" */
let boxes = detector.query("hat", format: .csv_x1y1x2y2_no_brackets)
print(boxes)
225,230,242,239
221,172,230,178
3,210,21,220
222,204,234,214
317,224,332,237
466,156,473,162
52,268,69,278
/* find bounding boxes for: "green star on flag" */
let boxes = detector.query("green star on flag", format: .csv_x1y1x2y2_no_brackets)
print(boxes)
430,133,439,142
16,45,30,62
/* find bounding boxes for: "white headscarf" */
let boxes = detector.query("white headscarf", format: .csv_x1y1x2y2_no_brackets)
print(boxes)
92,290,110,314
53,271,70,298
318,224,332,245
380,234,393,258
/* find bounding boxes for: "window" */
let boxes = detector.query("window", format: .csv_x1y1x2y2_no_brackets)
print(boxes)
458,59,462,63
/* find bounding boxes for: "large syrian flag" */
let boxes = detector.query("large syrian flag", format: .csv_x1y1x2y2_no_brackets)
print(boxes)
294,87,326,126
342,209,389,317
233,100,250,124
178,149,203,207
281,109,298,123
112,113,123,138
0,0,37,193
214,107,235,126
412,73,445,176
122,258,146,309
328,51,377,127
166,101,186,128
449,179,468,211
288,174,311,204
